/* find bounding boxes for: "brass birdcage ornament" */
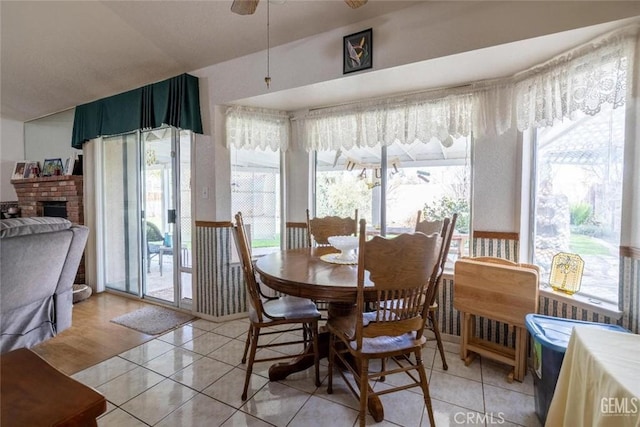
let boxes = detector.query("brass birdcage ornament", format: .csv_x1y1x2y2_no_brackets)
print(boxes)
549,252,584,295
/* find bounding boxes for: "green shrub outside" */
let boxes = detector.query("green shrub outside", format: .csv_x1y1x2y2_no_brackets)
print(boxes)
423,196,470,233
570,203,592,226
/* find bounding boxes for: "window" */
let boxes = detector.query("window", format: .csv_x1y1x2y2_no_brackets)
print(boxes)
230,147,281,255
315,135,471,258
532,104,624,304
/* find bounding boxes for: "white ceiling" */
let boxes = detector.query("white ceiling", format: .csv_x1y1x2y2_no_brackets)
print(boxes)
0,0,420,122
1,1,638,123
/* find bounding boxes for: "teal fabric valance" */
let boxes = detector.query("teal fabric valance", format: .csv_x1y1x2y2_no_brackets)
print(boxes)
71,73,203,148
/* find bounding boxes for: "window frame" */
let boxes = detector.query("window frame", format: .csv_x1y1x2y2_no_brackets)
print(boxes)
311,137,473,263
526,106,626,307
229,146,284,258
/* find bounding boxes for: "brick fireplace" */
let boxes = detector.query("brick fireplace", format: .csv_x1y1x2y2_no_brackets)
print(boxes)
11,175,85,283
12,175,84,223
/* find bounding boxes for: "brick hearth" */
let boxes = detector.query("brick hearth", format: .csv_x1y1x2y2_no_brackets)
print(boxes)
12,175,85,283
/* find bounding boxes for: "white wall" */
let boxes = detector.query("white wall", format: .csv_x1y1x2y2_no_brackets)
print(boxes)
192,1,640,224
0,117,25,201
285,144,311,224
202,2,640,106
472,127,520,232
24,108,81,167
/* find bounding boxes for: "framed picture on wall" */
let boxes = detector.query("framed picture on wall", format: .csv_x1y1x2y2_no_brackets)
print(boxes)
12,161,27,180
343,28,372,74
42,158,64,177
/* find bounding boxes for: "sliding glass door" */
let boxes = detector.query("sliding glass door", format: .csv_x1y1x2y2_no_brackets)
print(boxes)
102,132,141,295
142,129,177,302
100,128,192,309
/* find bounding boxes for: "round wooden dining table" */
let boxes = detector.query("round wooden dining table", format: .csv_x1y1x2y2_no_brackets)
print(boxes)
255,246,373,299
254,246,384,421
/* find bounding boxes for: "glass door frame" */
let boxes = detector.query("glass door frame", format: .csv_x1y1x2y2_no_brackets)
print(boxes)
141,127,186,308
99,131,143,297
98,127,191,310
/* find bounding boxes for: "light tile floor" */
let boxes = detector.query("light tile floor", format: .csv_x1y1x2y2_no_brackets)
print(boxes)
73,318,542,427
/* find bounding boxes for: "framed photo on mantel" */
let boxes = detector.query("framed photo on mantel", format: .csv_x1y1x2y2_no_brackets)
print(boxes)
23,161,40,179
343,28,372,74
64,157,75,175
12,161,27,180
42,158,64,177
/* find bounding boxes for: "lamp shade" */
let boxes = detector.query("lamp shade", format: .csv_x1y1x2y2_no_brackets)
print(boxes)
549,252,584,295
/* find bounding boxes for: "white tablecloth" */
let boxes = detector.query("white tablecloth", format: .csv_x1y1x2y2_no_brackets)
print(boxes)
546,326,640,427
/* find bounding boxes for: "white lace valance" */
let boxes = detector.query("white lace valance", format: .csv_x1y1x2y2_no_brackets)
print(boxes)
472,82,514,138
293,91,474,152
225,106,290,151
513,25,638,132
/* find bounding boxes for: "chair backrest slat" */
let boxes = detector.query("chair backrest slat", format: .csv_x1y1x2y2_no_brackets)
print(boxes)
426,213,458,306
233,212,265,322
415,210,444,237
306,209,358,246
355,219,441,348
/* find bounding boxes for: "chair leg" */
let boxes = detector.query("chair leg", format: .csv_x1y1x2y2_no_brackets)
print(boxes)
327,332,335,394
242,326,260,400
312,321,321,387
241,324,253,364
358,358,369,427
415,349,436,426
430,311,448,370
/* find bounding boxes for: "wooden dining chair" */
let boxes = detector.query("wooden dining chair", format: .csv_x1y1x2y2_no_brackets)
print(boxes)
415,210,444,236
380,214,455,372
425,213,457,370
306,209,358,247
233,212,321,400
327,219,442,427
306,209,358,317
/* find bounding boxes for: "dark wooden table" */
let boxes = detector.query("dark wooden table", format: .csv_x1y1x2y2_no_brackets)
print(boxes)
255,247,384,421
1,348,107,426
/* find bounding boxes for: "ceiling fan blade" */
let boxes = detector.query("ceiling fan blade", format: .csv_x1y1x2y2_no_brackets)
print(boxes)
231,0,260,15
344,0,368,9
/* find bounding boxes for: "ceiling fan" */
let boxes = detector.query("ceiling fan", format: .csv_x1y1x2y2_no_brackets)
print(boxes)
231,0,368,15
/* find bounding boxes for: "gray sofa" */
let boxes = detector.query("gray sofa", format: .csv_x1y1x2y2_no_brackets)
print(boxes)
1,217,89,353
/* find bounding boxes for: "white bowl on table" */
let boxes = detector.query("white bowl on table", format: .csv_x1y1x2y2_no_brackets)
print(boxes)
327,235,359,261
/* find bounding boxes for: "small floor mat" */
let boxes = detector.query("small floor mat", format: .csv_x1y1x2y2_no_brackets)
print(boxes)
110,305,195,335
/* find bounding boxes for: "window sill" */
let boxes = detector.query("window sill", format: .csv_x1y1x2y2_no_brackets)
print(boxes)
538,284,622,320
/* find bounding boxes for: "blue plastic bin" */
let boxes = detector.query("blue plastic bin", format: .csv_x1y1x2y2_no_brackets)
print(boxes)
524,314,629,424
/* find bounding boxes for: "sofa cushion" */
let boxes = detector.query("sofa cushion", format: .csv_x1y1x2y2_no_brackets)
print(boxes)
0,217,71,239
